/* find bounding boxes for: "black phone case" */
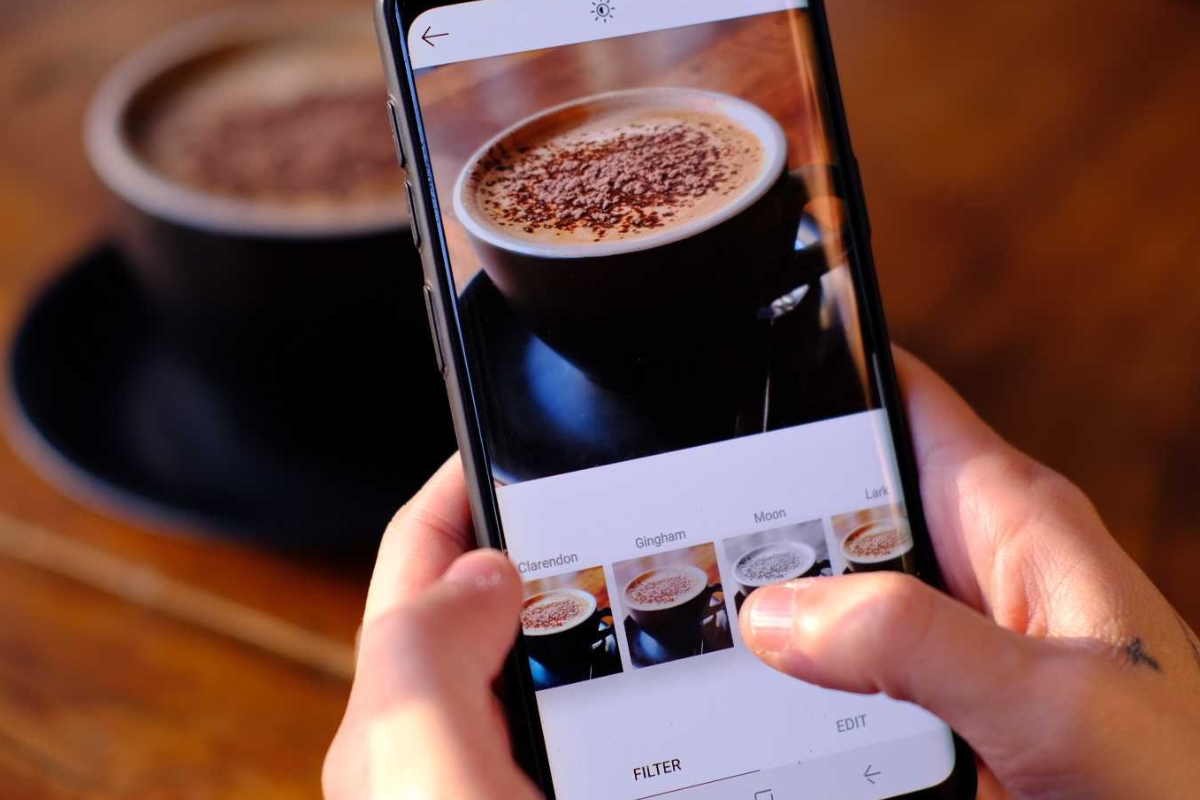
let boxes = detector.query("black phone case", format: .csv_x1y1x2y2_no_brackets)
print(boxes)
374,1,978,796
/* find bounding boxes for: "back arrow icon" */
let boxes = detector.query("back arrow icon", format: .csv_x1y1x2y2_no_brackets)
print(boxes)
421,26,449,46
864,765,882,784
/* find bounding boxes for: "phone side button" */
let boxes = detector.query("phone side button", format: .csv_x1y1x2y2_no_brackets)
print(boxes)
422,283,446,377
386,99,406,170
405,181,422,250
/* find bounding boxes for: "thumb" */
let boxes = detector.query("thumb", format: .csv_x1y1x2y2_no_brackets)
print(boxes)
739,572,1064,768
376,548,523,691
339,549,533,800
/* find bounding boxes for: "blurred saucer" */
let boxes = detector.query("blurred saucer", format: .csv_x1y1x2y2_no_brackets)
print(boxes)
5,246,455,553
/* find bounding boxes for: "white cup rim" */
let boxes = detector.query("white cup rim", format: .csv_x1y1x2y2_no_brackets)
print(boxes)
623,563,709,612
521,588,598,636
734,541,817,587
84,5,408,240
840,519,915,564
452,87,789,259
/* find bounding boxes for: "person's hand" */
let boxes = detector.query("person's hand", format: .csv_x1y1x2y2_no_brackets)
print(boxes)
740,349,1200,799
325,352,1200,800
322,458,541,800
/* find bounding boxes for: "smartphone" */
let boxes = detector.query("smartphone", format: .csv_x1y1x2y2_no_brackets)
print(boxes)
375,1,976,797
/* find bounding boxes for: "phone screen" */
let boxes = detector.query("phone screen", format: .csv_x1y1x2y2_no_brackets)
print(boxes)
395,0,962,797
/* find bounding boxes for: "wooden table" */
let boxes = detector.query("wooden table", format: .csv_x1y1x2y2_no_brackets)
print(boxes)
525,566,613,613
1,0,1198,796
0,2,373,797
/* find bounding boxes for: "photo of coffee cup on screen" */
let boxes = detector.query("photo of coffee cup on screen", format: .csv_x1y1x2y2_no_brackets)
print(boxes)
830,504,916,575
722,519,831,614
520,566,622,690
414,12,874,485
611,543,731,669
452,88,796,394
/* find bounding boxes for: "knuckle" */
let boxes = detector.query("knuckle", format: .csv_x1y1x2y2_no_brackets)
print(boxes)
955,442,1033,502
375,501,416,563
985,458,1109,631
321,726,360,800
862,574,936,661
387,500,473,560
385,498,413,535
987,455,1092,559
386,606,441,664
359,606,448,698
838,573,937,702
874,573,932,626
1027,462,1094,518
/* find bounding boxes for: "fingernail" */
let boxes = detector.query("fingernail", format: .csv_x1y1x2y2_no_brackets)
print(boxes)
443,550,508,591
744,582,806,654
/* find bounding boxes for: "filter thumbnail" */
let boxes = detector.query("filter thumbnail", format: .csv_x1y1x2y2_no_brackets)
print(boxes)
612,542,733,669
521,566,622,690
722,519,831,615
829,503,916,574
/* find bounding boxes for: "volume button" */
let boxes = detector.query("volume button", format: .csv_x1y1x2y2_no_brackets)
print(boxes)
405,181,422,250
422,284,446,377
386,99,406,169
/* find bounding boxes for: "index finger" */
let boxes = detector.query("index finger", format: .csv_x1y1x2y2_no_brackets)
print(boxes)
892,347,1128,623
363,454,477,625
893,347,1004,612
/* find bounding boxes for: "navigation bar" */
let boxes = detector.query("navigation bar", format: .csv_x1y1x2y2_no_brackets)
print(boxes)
408,0,806,68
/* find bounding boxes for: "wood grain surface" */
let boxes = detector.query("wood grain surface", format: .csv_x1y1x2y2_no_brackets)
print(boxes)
613,543,722,593
1,0,1199,797
524,564,612,612
0,2,374,798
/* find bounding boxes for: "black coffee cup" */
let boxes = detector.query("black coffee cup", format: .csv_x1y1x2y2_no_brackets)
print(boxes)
522,590,614,676
841,519,917,574
623,565,724,648
83,9,447,470
453,88,810,396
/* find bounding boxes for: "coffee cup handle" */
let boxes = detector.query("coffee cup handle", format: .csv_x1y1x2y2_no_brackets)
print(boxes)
789,162,845,234
701,583,726,626
591,607,616,649
760,164,846,322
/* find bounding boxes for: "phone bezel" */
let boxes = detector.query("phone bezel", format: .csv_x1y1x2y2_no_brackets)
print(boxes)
374,1,978,796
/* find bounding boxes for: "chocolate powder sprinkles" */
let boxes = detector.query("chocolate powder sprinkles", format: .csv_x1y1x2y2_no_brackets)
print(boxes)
145,85,402,202
472,114,758,240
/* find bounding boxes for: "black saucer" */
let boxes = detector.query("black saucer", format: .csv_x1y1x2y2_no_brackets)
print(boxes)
623,596,733,669
529,622,622,691
5,246,456,552
458,271,867,485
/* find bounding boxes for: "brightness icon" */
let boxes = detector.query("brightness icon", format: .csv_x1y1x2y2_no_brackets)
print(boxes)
592,1,615,22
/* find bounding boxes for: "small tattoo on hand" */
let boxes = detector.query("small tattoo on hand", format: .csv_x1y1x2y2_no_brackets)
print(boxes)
1176,614,1200,675
1123,637,1163,673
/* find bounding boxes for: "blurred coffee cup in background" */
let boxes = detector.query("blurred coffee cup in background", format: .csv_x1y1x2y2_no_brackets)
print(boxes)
78,5,452,546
